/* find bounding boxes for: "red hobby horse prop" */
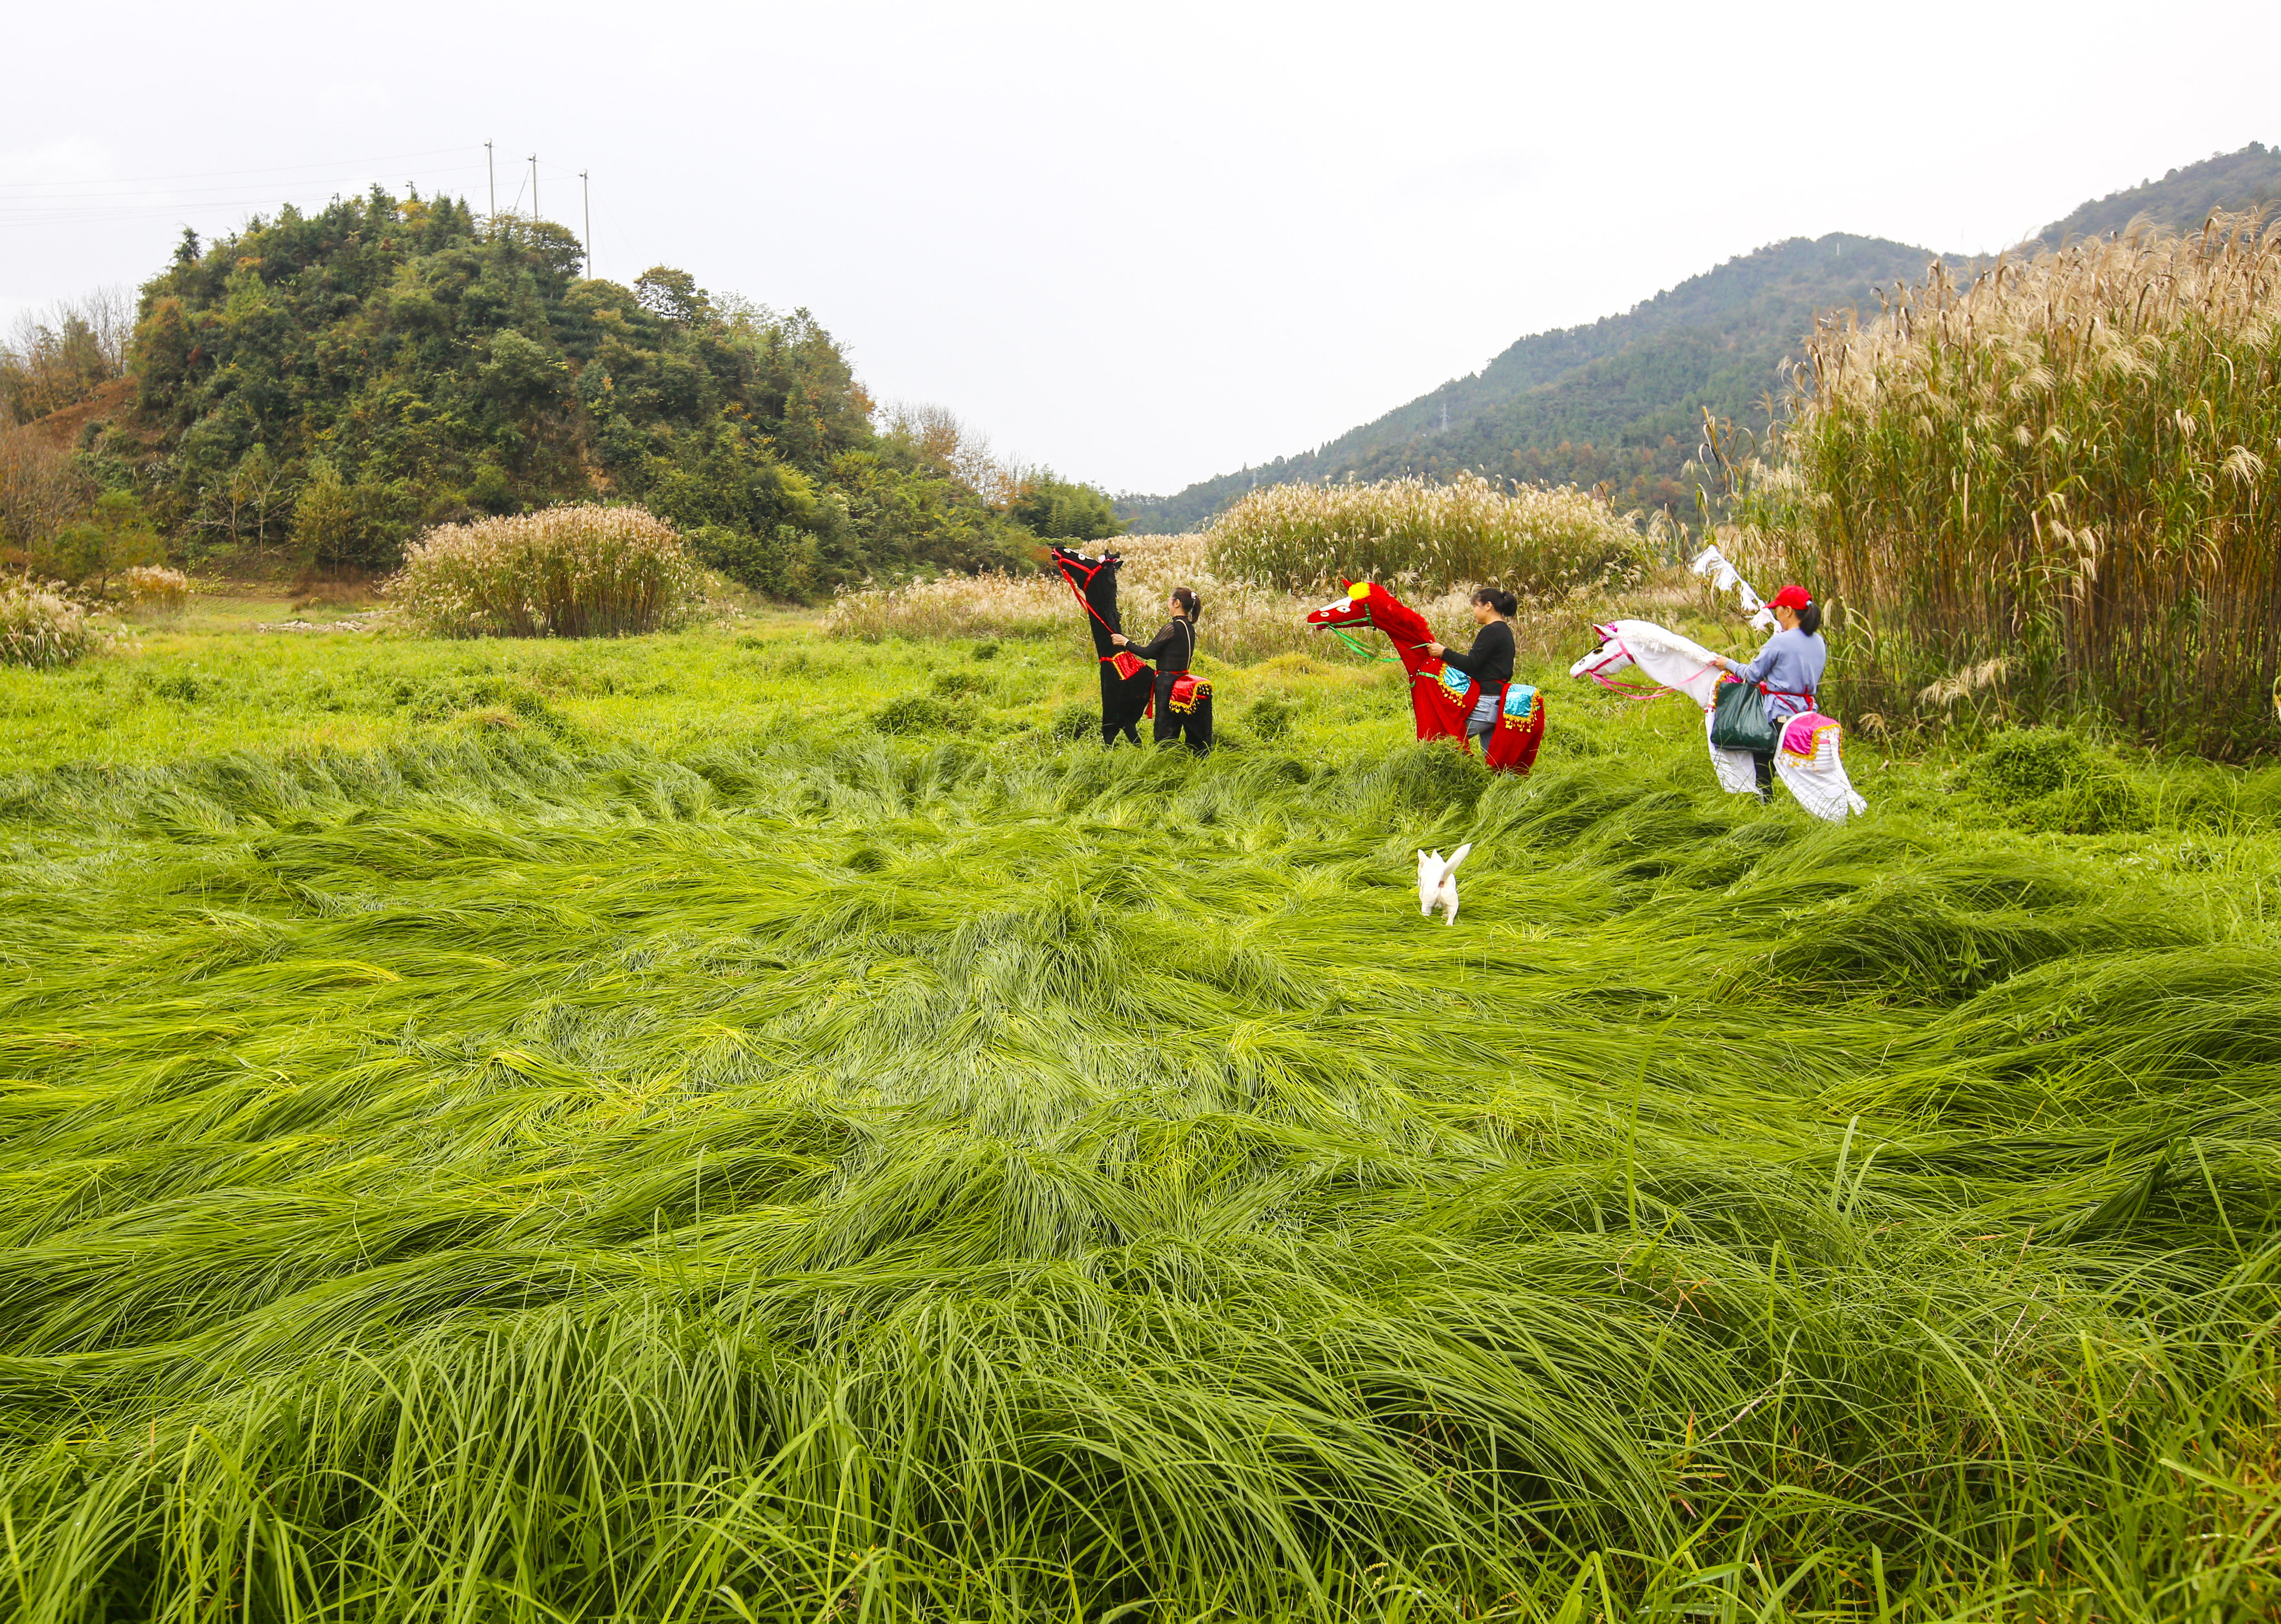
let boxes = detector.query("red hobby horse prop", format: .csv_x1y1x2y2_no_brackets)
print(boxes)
1305,581,1545,773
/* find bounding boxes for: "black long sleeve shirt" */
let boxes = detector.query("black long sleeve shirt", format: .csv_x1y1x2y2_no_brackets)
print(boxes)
1438,618,1514,690
1127,618,1196,671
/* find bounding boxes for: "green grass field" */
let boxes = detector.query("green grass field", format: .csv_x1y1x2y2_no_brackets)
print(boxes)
4,600,2279,1621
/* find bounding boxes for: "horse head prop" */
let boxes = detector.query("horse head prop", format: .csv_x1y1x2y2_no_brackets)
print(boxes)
1049,545,1154,746
1306,581,1544,774
1568,620,1726,708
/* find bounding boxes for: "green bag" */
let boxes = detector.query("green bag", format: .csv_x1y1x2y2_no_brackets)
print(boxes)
1710,679,1776,753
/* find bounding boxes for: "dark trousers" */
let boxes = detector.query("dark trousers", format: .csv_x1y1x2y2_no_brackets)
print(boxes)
1102,720,1141,747
1153,691,1212,755
1751,750,1774,801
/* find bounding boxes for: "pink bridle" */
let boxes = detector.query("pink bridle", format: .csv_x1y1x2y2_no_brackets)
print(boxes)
1576,629,1677,700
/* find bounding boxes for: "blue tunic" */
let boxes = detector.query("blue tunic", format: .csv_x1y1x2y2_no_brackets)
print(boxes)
1735,627,1826,723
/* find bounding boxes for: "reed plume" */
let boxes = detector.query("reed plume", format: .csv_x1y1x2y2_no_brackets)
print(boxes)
1750,211,2281,755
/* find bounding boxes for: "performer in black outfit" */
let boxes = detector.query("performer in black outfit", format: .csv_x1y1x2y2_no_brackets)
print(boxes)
1425,587,1517,746
1112,587,1213,755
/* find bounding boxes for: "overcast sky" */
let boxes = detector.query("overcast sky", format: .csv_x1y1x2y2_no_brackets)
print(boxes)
4,0,2275,495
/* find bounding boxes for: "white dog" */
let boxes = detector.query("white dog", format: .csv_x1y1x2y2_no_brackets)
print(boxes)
1415,844,1473,925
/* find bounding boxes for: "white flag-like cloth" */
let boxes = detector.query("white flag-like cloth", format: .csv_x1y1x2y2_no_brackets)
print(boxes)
1689,544,1778,631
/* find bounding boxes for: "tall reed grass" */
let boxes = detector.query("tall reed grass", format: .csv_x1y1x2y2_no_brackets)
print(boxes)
821,533,1343,664
0,578,104,667
1749,212,2281,756
387,503,707,638
1207,473,1655,595
821,530,1667,669
117,563,189,618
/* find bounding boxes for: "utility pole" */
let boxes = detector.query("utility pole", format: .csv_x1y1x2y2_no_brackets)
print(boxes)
580,171,591,277
485,141,495,218
528,155,538,220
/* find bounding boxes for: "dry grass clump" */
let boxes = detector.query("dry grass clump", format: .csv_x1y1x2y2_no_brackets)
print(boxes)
1207,473,1653,595
0,579,105,668
118,565,189,618
1753,211,2281,756
821,529,1689,670
822,534,1331,665
387,504,705,638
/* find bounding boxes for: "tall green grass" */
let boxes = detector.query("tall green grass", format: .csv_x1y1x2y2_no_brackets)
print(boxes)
0,627,2278,1620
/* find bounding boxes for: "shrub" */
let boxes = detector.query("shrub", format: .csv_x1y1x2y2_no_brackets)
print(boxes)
869,693,965,735
0,580,104,668
119,565,189,618
387,504,705,638
1243,694,1296,742
1749,212,2281,756
1207,474,1652,596
1962,728,2150,834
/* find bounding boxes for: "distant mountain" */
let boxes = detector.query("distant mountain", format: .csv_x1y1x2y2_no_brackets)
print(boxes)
2033,142,2281,247
1124,143,2276,534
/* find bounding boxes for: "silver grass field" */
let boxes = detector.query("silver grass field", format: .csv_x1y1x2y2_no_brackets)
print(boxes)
2,614,2279,1623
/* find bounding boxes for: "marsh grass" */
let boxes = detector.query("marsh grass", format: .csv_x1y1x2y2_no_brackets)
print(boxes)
1206,474,1655,596
0,578,107,668
821,533,1340,665
0,622,2277,1620
389,503,707,638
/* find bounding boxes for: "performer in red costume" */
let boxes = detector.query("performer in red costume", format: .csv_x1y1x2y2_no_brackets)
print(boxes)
1305,581,1544,773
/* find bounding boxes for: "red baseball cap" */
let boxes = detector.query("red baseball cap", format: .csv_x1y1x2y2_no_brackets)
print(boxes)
1767,584,1813,611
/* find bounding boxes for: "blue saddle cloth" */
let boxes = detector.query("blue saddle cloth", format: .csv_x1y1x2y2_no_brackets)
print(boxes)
1503,684,1538,718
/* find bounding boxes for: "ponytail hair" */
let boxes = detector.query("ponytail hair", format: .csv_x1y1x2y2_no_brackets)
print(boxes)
1473,586,1518,618
1798,600,1822,636
1172,586,1202,623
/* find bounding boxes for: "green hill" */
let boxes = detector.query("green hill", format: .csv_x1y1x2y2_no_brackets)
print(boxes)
2033,142,2281,247
6,188,1121,597
1125,143,2279,533
1124,233,1941,531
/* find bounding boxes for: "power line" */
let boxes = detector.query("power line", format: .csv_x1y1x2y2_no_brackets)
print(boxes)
0,144,480,193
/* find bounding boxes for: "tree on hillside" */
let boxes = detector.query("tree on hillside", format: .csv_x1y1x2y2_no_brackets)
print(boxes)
0,289,132,425
113,188,1048,593
1008,473,1124,542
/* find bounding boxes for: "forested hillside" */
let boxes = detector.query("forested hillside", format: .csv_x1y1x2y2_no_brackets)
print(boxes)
2033,142,2281,247
6,188,1119,596
1124,233,1940,531
1126,143,2280,534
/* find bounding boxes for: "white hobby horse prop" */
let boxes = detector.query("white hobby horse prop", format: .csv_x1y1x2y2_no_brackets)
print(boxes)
1569,621,1869,823
1417,843,1473,924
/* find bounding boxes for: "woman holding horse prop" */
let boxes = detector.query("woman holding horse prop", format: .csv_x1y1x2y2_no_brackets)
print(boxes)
1112,587,1213,755
1567,554,1865,822
1710,583,1826,801
1424,587,1520,750
1303,581,1545,773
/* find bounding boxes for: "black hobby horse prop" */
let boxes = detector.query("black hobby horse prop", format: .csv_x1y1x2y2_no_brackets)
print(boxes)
1049,545,1155,746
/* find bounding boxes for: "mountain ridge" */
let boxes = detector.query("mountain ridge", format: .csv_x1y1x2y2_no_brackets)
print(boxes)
1124,143,2281,533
